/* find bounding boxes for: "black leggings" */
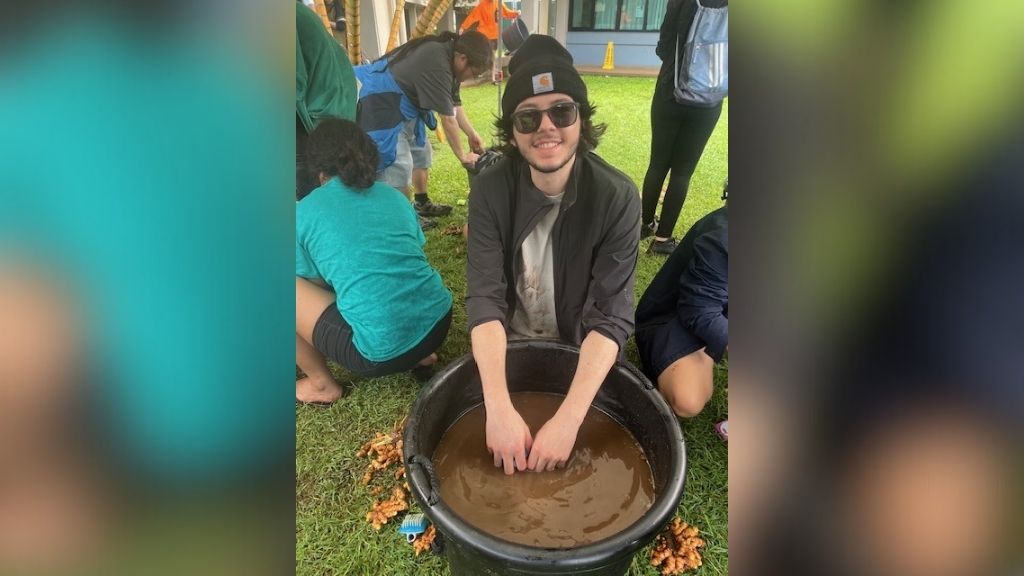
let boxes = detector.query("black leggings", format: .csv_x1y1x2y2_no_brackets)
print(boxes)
641,89,722,238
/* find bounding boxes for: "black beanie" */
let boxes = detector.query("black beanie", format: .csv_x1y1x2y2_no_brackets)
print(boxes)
501,35,588,118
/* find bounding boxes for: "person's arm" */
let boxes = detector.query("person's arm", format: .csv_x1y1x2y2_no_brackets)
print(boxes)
656,0,684,61
528,185,641,471
466,175,531,474
580,184,642,350
676,227,729,361
460,7,483,33
439,113,479,167
455,106,484,154
500,1,519,20
527,330,619,471
472,321,533,475
412,58,479,163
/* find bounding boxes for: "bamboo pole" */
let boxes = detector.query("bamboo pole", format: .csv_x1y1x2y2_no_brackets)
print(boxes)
411,0,453,39
424,0,453,35
386,0,406,53
344,0,361,64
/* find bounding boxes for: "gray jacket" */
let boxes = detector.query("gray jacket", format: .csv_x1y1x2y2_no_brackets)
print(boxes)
466,152,641,350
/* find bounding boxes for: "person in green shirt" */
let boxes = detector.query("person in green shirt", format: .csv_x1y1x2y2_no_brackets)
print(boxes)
296,119,453,404
296,1,357,199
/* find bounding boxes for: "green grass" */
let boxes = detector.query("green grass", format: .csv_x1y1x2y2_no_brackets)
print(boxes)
296,76,728,575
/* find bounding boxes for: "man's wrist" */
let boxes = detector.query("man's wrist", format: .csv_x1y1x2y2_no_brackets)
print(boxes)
555,396,588,426
484,390,514,413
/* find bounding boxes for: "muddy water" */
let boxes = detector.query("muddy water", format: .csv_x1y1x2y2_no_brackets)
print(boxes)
433,392,655,548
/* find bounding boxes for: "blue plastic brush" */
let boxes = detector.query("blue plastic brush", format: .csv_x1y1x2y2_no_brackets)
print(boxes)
398,513,429,542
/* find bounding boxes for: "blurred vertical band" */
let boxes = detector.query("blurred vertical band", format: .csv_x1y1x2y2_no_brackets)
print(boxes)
0,1,294,574
730,1,1023,575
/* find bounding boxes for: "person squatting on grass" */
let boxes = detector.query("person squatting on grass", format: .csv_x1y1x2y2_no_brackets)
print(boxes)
295,119,453,404
635,179,728,417
353,30,493,227
640,0,727,255
466,35,641,475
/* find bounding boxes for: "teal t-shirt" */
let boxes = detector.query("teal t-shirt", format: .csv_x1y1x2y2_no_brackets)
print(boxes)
296,178,452,361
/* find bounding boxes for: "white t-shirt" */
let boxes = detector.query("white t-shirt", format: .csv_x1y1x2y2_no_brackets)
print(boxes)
509,191,564,339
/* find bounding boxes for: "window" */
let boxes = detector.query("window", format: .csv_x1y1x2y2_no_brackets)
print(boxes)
570,0,669,32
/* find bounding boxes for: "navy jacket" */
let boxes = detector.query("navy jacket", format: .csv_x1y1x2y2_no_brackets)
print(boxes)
636,206,728,361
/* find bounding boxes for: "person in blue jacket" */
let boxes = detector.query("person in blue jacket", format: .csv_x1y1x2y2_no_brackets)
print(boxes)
354,31,492,227
296,119,453,404
635,179,728,417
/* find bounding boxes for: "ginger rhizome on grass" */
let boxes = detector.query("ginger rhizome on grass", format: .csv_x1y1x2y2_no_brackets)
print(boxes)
413,524,436,556
366,485,409,530
650,517,705,575
357,419,410,530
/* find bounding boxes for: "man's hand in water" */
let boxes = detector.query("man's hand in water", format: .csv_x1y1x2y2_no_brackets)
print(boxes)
485,404,533,475
527,411,582,472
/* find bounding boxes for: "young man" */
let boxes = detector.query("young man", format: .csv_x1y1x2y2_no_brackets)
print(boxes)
466,35,641,475
354,31,491,225
635,180,728,417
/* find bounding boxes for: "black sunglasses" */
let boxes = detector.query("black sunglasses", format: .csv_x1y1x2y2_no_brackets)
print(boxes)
511,101,580,134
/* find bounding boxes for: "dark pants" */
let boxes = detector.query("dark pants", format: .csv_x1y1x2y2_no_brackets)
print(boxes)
641,89,722,238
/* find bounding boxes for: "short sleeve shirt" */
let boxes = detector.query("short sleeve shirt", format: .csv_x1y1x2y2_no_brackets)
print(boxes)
509,191,564,339
296,178,452,361
388,40,462,116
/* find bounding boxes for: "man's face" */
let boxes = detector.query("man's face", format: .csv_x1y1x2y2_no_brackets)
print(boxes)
454,53,487,82
511,93,581,175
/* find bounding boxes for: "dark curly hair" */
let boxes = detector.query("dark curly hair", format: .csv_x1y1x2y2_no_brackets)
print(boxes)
305,119,379,190
382,30,492,72
493,100,606,159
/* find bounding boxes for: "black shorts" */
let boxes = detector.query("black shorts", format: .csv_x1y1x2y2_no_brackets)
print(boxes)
635,315,705,382
312,305,452,377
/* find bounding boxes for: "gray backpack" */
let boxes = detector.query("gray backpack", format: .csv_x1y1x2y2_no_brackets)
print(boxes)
673,0,728,106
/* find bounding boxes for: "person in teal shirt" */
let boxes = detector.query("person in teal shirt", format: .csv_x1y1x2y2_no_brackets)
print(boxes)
296,119,453,404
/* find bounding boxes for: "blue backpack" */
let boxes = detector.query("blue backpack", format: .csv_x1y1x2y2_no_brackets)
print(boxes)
673,0,728,106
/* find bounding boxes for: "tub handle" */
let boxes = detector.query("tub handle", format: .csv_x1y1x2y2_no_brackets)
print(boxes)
407,454,440,506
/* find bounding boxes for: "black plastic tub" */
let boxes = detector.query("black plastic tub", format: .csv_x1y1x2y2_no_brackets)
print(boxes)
403,340,686,575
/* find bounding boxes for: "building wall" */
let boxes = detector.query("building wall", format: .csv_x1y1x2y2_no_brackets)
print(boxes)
565,30,658,69
344,0,663,69
361,0,391,61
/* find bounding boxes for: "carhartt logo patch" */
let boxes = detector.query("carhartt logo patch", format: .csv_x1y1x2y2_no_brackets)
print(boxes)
532,73,554,94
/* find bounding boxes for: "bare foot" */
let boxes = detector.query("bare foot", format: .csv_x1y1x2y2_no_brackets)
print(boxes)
296,375,344,404
417,353,438,367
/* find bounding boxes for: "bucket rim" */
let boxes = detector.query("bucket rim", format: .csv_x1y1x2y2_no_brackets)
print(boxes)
403,339,687,566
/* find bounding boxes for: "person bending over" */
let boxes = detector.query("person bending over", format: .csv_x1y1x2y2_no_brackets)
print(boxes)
354,30,493,227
